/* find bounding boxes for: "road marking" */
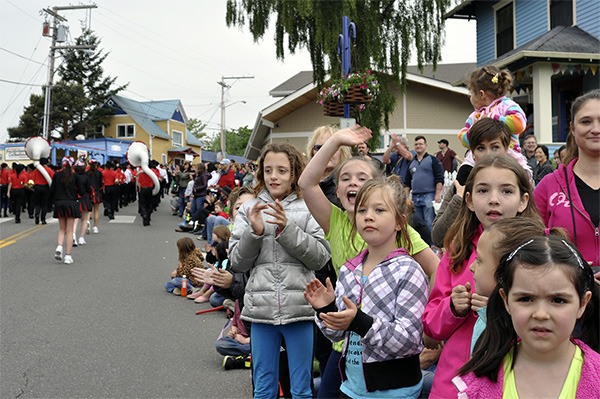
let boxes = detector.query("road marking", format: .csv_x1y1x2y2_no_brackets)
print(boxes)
108,216,137,223
0,225,45,248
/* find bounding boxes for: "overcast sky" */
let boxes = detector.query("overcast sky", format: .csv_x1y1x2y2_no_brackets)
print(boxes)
0,0,476,144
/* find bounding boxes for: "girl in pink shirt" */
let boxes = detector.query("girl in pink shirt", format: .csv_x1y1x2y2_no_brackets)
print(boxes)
422,155,539,398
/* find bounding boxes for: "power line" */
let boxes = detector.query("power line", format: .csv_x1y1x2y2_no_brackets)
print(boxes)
0,78,44,87
0,47,47,66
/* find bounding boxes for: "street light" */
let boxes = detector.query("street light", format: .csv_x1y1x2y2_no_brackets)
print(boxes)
218,76,253,158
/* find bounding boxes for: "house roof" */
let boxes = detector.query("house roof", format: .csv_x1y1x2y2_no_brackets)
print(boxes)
168,146,199,156
269,71,315,97
407,63,477,84
495,26,600,68
245,63,472,159
444,0,476,19
107,95,200,146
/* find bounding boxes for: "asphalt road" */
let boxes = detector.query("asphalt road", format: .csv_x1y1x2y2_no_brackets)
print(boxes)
1,197,253,398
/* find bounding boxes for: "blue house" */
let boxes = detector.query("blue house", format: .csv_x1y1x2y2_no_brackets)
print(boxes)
446,0,600,143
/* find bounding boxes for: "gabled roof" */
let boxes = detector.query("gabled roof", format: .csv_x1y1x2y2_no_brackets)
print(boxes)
407,63,477,84
106,95,192,141
495,26,600,68
245,64,472,159
185,129,202,147
269,71,315,97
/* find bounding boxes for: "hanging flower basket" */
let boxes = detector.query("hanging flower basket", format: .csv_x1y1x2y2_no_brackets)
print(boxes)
322,101,345,117
317,70,379,115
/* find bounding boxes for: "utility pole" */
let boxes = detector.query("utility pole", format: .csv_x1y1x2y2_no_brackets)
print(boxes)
218,76,253,158
41,4,97,139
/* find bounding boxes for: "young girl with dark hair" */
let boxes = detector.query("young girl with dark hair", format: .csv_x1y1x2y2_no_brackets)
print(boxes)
423,155,540,398
50,157,83,264
455,235,600,398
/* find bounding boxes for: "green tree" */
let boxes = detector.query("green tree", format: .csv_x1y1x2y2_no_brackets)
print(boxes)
8,28,126,141
57,28,127,138
203,126,252,157
225,0,449,137
187,117,208,141
7,92,45,140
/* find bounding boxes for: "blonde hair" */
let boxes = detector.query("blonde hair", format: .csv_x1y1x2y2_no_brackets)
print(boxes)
306,125,352,161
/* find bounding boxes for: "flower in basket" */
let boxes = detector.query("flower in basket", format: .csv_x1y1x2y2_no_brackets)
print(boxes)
317,70,380,106
317,84,344,104
340,70,380,98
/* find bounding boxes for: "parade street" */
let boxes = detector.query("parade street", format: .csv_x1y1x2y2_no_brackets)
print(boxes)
1,199,252,398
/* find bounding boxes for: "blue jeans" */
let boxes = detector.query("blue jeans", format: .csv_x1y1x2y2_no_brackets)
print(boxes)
251,321,314,399
205,215,230,244
412,192,436,231
177,187,187,216
215,336,251,357
419,364,437,399
190,196,205,218
317,350,342,399
164,277,194,293
209,291,225,307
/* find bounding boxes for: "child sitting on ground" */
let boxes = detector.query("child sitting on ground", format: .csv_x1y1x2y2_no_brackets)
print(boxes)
216,299,252,370
188,226,231,303
212,200,229,220
164,237,204,295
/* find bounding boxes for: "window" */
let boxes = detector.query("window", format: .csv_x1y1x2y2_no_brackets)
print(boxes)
172,130,183,147
496,3,514,57
550,0,573,29
117,124,134,138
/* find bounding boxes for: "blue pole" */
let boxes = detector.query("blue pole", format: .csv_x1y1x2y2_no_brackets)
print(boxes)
338,16,356,118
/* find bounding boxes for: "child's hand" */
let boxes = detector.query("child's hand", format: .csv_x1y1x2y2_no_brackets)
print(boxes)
320,296,357,331
304,277,335,309
333,125,372,147
470,292,489,312
248,202,268,235
451,282,472,317
170,269,177,278
264,200,287,233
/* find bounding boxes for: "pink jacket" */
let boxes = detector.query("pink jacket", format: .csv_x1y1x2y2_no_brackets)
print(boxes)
534,159,600,267
422,226,481,398
453,339,600,398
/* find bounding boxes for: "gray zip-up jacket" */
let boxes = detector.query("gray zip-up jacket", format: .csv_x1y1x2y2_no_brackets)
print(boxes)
229,189,331,325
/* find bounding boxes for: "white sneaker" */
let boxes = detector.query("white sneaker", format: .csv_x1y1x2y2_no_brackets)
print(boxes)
86,221,91,234
63,255,73,264
92,226,99,234
55,245,63,260
72,239,78,247
77,237,86,245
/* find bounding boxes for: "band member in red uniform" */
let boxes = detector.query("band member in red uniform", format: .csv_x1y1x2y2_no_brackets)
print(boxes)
137,159,160,226
50,157,83,264
31,157,55,225
1,163,10,217
102,161,118,220
7,163,27,223
86,159,103,234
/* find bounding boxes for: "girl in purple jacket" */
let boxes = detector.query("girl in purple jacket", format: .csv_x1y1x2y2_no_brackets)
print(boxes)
455,235,600,398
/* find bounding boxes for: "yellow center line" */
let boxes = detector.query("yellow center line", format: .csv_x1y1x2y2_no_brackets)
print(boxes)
0,225,45,247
